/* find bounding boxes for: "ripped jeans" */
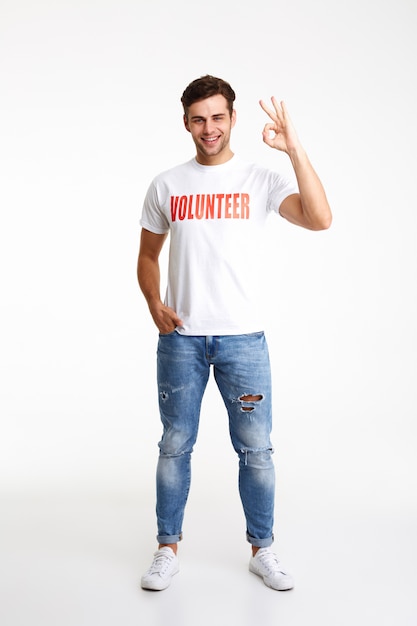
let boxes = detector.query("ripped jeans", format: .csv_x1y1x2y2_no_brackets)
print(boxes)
155,331,275,548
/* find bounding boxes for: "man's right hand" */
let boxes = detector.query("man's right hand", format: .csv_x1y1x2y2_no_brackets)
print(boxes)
149,302,183,334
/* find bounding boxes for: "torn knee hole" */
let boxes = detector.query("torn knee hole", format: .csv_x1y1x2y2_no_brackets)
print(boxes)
239,394,263,411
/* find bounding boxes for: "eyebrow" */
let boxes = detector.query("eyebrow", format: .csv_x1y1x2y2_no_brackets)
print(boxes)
190,113,226,121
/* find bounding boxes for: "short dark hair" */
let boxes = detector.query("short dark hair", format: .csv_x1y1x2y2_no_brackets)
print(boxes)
181,75,236,117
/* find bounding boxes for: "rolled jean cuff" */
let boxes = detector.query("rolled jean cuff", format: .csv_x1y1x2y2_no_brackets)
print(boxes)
157,533,183,544
246,532,274,548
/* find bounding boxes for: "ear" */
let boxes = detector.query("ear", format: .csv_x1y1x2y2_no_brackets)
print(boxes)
231,108,237,128
183,114,190,133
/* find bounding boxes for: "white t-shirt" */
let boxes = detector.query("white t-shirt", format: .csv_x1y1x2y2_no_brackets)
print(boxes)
140,156,298,335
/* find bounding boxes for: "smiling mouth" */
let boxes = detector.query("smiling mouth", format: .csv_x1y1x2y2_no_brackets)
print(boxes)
202,136,220,143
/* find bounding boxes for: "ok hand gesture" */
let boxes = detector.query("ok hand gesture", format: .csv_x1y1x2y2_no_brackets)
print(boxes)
259,97,301,155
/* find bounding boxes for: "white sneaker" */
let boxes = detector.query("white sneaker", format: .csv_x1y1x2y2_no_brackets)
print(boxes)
249,548,294,591
141,547,179,591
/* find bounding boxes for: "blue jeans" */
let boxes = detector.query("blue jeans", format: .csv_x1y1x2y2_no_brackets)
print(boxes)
155,331,275,548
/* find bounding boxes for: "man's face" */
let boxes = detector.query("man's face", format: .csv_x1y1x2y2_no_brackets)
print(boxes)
184,94,236,165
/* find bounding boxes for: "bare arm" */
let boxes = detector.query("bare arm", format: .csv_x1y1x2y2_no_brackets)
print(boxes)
137,228,183,333
260,97,332,231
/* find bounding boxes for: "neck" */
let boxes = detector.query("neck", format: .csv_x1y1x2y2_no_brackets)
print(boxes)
196,149,234,166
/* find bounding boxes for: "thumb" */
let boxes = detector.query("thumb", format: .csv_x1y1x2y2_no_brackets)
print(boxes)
171,311,184,327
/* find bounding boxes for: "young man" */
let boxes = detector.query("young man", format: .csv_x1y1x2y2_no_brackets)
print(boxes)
137,75,331,592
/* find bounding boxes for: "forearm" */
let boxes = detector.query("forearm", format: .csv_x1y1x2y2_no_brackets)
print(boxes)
288,147,332,230
137,252,183,333
137,255,163,310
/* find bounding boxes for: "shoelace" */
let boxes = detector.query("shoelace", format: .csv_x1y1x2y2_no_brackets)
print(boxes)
256,550,286,575
148,550,175,576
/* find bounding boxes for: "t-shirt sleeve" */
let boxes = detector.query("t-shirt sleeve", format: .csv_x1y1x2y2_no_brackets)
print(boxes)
139,180,170,234
266,171,299,214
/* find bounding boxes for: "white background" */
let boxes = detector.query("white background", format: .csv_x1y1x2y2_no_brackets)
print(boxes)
1,0,416,624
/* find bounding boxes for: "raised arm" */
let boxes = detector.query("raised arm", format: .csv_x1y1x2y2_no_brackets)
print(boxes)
137,228,183,333
259,97,332,231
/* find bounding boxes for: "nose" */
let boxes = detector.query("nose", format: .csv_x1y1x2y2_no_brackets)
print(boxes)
203,120,215,134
